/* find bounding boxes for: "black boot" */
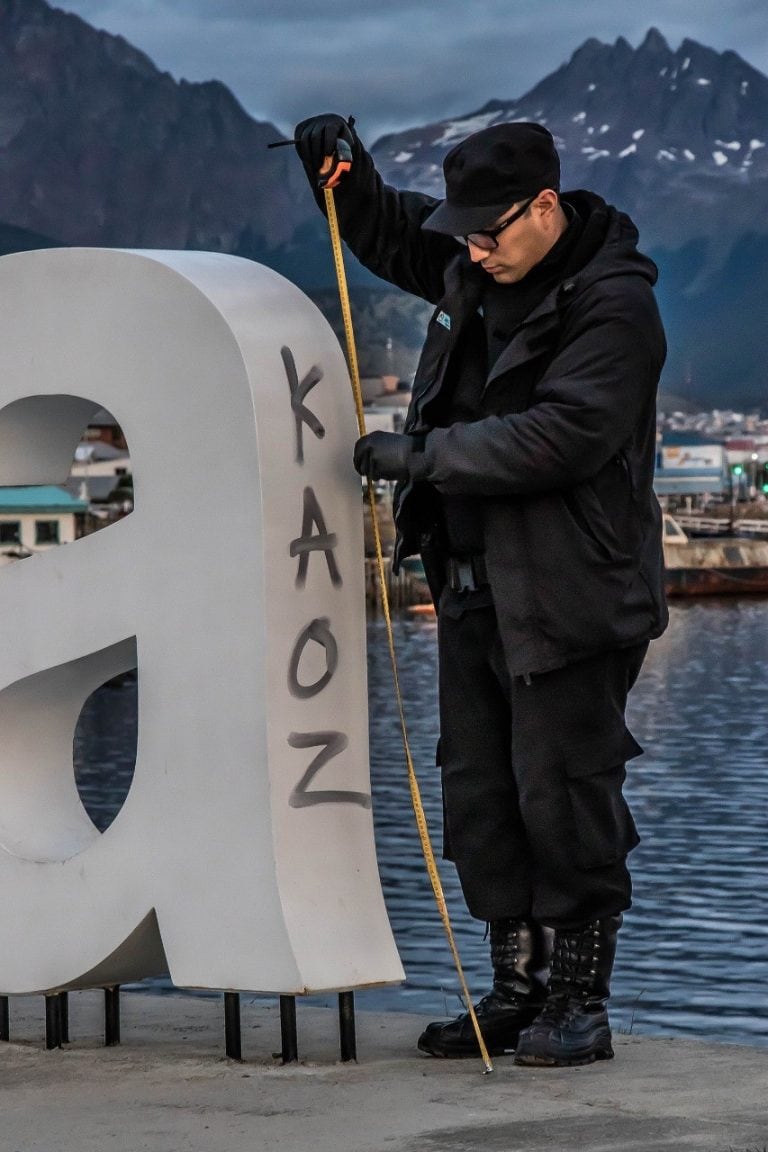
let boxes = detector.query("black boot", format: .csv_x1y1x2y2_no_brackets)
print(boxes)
417,918,549,1058
514,913,622,1067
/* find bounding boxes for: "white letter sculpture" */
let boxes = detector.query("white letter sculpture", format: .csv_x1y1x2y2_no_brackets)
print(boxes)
0,248,404,996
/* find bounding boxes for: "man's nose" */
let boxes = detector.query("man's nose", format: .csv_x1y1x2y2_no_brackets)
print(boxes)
467,240,489,263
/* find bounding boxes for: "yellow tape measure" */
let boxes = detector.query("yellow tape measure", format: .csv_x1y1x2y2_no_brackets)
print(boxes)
323,186,493,1075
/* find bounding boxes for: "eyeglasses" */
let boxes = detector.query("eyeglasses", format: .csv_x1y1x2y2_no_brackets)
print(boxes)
464,196,536,251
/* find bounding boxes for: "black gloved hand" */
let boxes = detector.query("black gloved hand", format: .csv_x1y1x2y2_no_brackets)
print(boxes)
294,113,355,181
353,431,425,483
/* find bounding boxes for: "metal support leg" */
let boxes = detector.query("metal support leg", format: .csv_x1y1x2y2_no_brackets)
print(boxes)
0,996,8,1042
338,991,357,1062
104,985,121,1047
279,995,298,1064
224,992,242,1061
59,992,69,1044
45,994,62,1050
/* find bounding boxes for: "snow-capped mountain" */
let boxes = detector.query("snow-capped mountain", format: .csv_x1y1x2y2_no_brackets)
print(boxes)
371,29,768,405
374,28,767,247
1,7,765,406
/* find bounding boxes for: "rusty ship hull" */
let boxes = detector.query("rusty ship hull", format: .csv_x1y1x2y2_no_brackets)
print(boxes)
664,534,768,597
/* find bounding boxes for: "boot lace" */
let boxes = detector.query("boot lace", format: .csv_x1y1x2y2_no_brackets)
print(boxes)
546,922,602,1005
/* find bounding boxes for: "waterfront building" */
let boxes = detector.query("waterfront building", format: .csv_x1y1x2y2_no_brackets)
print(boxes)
654,431,726,503
66,440,132,509
0,486,89,564
723,438,768,499
79,407,128,452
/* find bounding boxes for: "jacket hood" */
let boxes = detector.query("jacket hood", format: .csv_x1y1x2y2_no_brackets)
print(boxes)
561,189,658,290
476,190,662,390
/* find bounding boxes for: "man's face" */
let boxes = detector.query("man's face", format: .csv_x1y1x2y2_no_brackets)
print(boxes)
466,192,560,283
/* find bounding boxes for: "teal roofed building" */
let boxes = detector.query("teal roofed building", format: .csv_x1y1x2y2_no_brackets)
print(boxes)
0,486,89,563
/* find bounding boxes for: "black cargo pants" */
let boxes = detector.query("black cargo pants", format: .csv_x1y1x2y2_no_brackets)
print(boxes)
437,601,647,928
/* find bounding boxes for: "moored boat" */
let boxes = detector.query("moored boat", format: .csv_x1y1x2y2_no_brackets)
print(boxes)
663,514,768,596
368,512,768,606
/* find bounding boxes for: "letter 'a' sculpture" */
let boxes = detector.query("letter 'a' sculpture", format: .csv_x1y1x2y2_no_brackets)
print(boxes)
0,248,404,997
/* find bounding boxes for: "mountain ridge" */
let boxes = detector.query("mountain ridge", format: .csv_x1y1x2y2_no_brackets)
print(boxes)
369,28,768,406
0,5,765,406
0,0,316,251
373,27,768,247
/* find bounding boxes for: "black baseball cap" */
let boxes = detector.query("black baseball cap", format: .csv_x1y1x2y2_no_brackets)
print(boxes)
422,122,560,236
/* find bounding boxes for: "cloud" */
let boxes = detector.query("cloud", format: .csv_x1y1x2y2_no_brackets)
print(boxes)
54,1,768,141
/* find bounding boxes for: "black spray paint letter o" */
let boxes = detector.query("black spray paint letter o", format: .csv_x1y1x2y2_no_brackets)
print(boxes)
287,616,338,700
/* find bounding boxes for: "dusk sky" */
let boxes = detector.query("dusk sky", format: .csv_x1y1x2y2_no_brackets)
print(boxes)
55,1,768,143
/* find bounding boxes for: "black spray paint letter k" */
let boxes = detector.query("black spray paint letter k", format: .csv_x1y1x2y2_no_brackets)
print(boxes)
282,346,324,465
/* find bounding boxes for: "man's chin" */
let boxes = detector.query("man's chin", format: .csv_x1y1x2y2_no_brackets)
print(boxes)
486,268,517,283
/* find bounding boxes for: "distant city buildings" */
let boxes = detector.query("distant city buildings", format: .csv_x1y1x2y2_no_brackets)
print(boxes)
658,408,768,441
1,396,766,570
657,409,768,506
360,375,411,433
0,408,133,566
65,439,132,507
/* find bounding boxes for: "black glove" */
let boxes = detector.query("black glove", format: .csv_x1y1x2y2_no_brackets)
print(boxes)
353,431,426,483
294,113,355,183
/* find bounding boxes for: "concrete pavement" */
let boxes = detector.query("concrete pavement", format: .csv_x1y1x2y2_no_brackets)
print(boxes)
1,990,767,1151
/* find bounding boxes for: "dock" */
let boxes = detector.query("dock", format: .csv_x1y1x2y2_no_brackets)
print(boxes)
2,990,766,1151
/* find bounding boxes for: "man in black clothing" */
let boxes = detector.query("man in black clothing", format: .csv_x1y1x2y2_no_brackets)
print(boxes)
293,115,667,1067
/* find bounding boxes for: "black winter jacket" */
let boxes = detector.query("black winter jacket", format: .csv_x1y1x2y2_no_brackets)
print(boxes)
320,131,669,676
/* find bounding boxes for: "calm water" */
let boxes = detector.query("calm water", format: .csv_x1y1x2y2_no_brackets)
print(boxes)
74,600,768,1047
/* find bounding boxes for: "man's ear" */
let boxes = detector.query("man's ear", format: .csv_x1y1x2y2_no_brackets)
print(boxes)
535,188,560,218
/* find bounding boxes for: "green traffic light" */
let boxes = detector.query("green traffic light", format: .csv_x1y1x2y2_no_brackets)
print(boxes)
733,465,743,476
